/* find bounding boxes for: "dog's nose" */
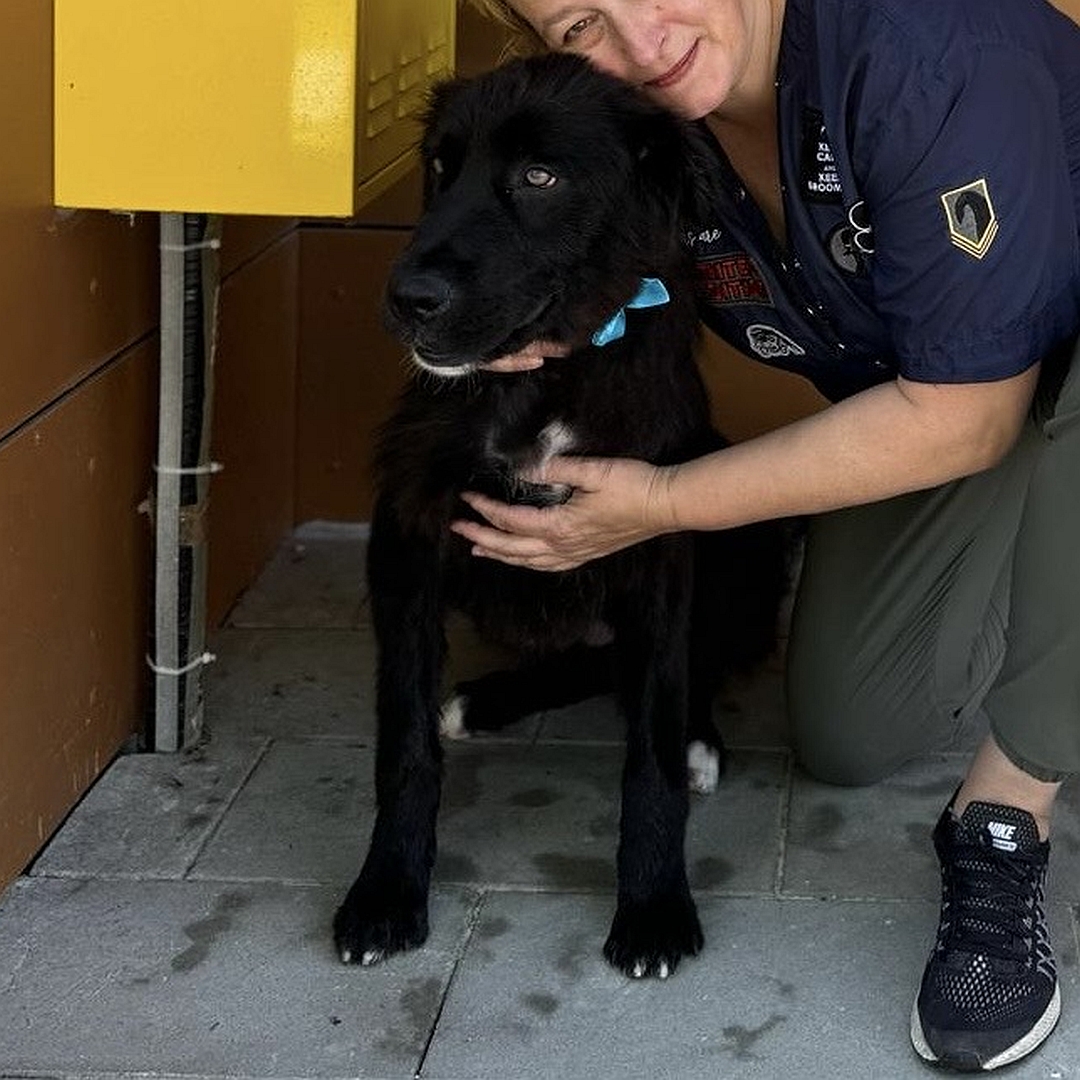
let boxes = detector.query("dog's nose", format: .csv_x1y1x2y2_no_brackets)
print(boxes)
387,272,453,324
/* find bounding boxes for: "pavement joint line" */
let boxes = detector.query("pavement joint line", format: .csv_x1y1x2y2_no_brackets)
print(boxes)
179,737,274,880
414,889,489,1079
773,751,795,897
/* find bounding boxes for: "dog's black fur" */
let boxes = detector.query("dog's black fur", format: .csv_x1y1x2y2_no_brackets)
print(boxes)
334,53,787,979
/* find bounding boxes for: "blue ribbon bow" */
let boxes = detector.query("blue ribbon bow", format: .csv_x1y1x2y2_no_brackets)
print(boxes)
590,277,670,347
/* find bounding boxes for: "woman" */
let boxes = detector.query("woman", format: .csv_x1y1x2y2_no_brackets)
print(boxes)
457,0,1080,1070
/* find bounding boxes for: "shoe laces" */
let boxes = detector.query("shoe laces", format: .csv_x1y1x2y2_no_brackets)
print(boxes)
939,836,1044,968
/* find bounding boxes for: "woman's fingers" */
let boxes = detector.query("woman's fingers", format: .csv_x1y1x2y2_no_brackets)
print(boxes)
451,497,556,556
479,339,571,373
480,353,545,373
524,454,609,490
449,456,670,572
451,494,592,571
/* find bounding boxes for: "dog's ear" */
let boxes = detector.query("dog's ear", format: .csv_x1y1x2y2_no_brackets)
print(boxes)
418,76,472,206
679,121,740,228
625,109,702,229
634,112,740,234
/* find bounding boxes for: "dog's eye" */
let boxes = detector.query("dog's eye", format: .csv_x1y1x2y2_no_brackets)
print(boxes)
523,166,557,189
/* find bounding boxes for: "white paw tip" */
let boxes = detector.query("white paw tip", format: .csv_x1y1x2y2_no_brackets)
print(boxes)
360,949,384,967
439,695,470,740
339,948,352,964
632,961,647,979
687,740,719,795
658,961,670,979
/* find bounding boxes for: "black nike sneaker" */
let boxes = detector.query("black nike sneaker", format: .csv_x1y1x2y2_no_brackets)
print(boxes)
911,799,1059,1071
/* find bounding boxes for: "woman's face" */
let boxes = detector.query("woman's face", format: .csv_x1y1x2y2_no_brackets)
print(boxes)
509,0,771,119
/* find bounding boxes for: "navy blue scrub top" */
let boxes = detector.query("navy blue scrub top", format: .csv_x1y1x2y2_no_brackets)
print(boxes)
690,0,1080,402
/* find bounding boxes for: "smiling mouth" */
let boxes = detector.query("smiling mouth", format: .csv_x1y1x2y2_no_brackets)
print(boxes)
645,41,699,90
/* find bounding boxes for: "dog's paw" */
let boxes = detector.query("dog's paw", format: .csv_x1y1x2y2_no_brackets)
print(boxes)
603,889,703,979
687,739,720,795
438,691,473,743
438,694,471,740
333,880,429,966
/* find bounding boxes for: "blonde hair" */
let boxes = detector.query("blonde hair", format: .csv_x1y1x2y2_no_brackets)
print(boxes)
467,0,548,55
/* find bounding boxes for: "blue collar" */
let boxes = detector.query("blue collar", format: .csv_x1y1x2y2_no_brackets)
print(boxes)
591,277,670,347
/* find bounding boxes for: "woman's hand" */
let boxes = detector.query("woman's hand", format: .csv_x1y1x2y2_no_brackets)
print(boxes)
480,339,571,373
450,455,678,571
449,369,1042,573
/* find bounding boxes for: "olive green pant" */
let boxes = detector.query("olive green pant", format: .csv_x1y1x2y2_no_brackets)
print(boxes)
786,337,1080,785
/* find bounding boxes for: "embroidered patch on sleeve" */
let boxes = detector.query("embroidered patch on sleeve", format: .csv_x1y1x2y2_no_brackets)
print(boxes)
940,178,999,259
746,324,806,360
696,253,773,306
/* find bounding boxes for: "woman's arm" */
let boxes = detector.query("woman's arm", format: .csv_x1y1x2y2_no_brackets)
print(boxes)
450,366,1039,571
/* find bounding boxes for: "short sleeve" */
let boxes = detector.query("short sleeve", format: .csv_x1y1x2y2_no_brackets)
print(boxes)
851,39,1080,382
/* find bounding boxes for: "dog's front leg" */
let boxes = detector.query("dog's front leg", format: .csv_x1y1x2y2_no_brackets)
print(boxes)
604,549,703,979
334,514,446,966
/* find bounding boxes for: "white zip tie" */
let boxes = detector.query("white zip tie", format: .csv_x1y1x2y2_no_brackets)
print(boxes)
153,461,224,476
159,238,222,253
146,650,217,677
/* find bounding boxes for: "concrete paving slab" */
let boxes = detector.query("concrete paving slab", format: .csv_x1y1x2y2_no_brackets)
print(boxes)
714,661,791,751
784,755,966,900
190,741,376,885
16,522,1080,1080
227,522,368,629
0,877,475,1079
422,891,1080,1080
686,750,787,895
189,741,785,896
206,628,376,741
534,693,623,744
785,755,1080,904
1050,781,1080,903
207,621,533,747
30,740,266,880
435,744,785,894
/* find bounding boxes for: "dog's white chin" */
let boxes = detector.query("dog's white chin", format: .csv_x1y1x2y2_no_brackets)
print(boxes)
410,349,476,378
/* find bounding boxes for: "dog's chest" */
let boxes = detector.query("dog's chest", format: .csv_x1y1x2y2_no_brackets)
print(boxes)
481,418,576,507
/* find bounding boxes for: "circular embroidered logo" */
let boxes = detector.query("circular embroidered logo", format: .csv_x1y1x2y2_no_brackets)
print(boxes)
827,225,861,274
826,201,874,276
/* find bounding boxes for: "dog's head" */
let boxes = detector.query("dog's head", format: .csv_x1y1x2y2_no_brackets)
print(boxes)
385,54,704,376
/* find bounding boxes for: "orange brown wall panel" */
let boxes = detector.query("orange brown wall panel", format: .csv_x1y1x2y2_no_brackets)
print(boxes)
1,0,158,435
295,226,413,523
0,0,161,890
0,344,157,888
207,229,301,625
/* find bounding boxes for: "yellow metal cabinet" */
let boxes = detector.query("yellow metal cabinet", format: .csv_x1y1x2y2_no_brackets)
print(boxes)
54,1,455,216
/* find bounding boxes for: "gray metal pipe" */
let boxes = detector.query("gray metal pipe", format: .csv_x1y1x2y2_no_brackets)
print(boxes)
151,213,221,751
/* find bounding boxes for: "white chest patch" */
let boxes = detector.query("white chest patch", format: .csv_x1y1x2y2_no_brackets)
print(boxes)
520,420,576,502
536,419,577,463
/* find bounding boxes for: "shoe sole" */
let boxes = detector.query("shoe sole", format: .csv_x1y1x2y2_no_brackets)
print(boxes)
910,982,1061,1071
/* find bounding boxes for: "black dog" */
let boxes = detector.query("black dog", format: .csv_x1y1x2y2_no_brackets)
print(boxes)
334,53,786,979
